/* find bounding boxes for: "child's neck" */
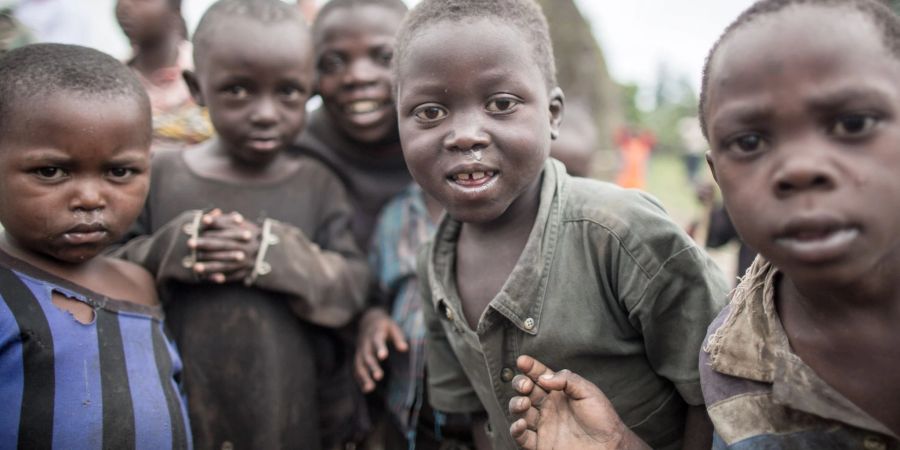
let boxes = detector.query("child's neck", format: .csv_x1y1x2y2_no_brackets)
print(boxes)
777,273,900,435
0,232,98,285
454,176,543,329
130,35,181,76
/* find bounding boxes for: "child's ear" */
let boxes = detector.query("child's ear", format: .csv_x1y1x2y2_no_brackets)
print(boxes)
182,70,205,107
706,151,719,183
548,87,565,140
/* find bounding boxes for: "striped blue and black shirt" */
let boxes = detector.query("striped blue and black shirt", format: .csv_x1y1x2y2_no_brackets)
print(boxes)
0,250,192,449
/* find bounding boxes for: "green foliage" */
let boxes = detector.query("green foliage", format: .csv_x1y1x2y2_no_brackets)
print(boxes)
620,65,699,155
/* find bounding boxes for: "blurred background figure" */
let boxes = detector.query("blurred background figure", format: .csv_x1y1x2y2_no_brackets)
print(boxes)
678,115,707,185
7,0,90,46
0,5,31,55
614,126,656,189
297,0,317,23
551,101,598,177
116,0,212,150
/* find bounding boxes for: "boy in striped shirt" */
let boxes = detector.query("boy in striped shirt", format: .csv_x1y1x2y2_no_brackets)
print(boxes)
0,44,191,449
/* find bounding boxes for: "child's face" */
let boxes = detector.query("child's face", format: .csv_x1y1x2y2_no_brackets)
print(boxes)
188,18,314,166
116,0,175,44
705,7,900,287
0,94,151,264
315,5,404,145
396,19,563,224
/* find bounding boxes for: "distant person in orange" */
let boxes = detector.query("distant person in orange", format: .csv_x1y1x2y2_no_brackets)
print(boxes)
614,126,655,189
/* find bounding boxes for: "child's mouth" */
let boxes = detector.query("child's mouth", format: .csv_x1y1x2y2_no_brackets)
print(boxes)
63,223,109,245
449,170,497,188
246,137,280,151
342,99,391,127
775,222,860,262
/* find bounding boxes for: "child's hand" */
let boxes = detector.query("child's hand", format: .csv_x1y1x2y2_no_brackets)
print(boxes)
188,209,261,283
353,307,409,393
508,355,650,450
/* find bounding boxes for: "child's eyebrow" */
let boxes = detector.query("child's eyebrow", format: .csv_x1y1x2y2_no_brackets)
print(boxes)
710,101,772,135
805,83,893,111
19,149,73,164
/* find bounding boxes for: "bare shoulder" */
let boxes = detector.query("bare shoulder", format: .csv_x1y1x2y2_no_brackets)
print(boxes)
99,257,160,307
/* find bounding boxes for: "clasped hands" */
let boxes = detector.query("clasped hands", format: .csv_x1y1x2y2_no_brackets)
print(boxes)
188,209,261,284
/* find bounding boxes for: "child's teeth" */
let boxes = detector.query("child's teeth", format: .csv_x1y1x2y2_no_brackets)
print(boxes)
456,173,471,181
349,100,379,114
471,172,485,180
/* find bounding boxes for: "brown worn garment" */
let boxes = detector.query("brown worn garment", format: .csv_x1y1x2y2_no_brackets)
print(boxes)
115,148,369,449
293,107,412,249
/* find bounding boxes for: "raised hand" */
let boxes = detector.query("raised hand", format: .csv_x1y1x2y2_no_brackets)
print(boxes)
188,209,261,283
353,307,409,392
508,355,650,450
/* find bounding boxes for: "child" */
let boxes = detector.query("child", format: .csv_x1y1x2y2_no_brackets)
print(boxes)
392,1,729,449
116,0,212,149
0,44,191,448
114,1,369,448
295,0,411,249
507,1,900,448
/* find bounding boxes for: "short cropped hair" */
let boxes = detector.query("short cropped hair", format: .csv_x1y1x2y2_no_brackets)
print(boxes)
314,0,408,42
0,43,149,138
698,0,900,138
193,0,306,69
393,0,557,90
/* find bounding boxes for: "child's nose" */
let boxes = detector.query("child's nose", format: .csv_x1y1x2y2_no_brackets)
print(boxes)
341,58,379,87
443,111,490,152
250,97,279,126
772,149,838,198
70,180,107,211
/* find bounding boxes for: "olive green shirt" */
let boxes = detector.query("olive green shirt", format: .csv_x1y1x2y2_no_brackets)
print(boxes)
420,159,728,449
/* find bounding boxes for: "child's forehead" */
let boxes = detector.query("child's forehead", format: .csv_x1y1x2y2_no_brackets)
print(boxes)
315,4,403,42
199,18,313,68
403,18,536,70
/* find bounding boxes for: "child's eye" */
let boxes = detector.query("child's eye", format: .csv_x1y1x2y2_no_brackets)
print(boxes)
107,167,136,180
485,96,521,114
372,48,393,67
279,86,304,102
223,85,248,99
318,53,346,74
725,133,766,155
413,105,448,122
830,114,878,138
33,167,67,180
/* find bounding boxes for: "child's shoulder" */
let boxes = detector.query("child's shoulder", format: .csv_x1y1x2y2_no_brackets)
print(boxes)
562,176,682,240
95,257,159,308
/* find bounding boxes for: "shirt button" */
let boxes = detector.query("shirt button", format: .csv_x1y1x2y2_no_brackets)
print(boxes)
864,436,886,450
523,317,535,330
501,367,515,382
444,307,454,321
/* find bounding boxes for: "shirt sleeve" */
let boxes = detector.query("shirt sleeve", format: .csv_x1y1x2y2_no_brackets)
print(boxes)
418,246,484,414
615,193,730,407
111,208,204,285
251,178,370,328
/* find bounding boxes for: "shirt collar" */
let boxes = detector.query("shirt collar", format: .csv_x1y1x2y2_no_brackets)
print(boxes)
428,159,566,336
706,258,898,439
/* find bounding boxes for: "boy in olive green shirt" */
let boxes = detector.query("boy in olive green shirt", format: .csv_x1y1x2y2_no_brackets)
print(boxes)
392,0,728,448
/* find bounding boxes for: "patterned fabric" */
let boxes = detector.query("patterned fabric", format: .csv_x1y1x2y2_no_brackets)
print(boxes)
130,41,213,150
369,183,436,436
701,257,899,449
0,250,191,449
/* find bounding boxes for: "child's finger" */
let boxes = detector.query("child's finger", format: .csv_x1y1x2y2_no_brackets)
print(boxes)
511,374,534,395
509,419,538,450
373,327,389,360
517,354,556,383
193,260,250,275
361,339,384,381
197,250,247,262
189,236,247,253
353,351,376,393
200,228,256,243
387,322,409,353
538,369,602,402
